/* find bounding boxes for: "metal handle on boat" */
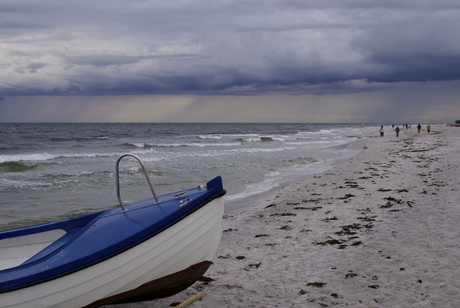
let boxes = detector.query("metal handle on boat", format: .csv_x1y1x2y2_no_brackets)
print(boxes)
116,154,159,211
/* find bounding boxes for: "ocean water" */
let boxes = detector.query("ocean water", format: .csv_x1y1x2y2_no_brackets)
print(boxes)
0,123,379,229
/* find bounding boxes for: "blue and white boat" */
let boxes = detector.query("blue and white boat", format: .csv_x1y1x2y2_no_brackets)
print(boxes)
0,154,226,308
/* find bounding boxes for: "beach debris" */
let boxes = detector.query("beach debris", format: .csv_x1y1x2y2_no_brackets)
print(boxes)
198,276,215,284
255,234,270,237
345,181,363,189
244,262,262,271
335,223,362,236
302,198,322,203
338,194,355,200
315,238,344,246
307,282,327,288
322,216,339,221
172,292,204,308
357,216,376,222
385,196,403,203
222,284,243,290
270,212,296,216
345,273,358,279
380,196,404,208
293,206,322,211
380,202,394,208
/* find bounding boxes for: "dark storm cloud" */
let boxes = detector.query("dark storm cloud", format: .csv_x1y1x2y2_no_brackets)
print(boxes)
68,54,154,67
1,0,460,96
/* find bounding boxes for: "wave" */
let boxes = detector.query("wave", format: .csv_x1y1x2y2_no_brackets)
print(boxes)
134,146,297,164
123,142,155,148
198,134,224,140
125,142,241,148
0,153,56,164
0,152,116,164
0,175,88,193
60,153,113,158
199,132,287,142
0,161,38,172
51,135,109,142
225,155,336,204
43,170,95,179
226,177,279,202
236,136,279,142
198,133,283,143
0,178,47,191
285,157,320,164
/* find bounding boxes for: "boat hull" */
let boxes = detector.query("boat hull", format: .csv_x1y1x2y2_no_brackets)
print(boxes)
0,196,224,308
86,261,212,307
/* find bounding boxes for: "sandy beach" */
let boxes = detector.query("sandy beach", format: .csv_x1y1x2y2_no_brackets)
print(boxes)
108,126,460,308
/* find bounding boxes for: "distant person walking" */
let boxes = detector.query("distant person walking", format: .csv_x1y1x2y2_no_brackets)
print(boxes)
427,124,431,133
394,126,400,137
379,126,384,137
417,124,421,133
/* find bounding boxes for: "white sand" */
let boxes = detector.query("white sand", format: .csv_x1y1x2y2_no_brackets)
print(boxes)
108,126,460,308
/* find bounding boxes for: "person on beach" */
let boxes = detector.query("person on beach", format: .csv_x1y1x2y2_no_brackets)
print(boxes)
427,124,431,133
379,126,384,137
395,126,400,137
417,124,421,133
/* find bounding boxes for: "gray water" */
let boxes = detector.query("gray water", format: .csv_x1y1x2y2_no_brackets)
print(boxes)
0,123,380,229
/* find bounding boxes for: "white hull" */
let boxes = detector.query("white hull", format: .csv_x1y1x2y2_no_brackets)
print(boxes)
0,197,224,308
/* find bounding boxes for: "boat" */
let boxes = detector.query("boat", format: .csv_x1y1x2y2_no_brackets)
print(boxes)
0,154,226,308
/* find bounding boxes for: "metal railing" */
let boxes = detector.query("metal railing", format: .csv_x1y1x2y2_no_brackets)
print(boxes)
115,154,158,211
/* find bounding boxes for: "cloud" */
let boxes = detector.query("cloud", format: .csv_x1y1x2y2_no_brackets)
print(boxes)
1,80,458,123
0,0,459,98
67,55,151,67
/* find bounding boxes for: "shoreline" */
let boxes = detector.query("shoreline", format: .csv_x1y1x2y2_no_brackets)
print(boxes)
225,137,369,216
108,126,460,307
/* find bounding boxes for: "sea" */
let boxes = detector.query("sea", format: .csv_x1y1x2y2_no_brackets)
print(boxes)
0,122,381,229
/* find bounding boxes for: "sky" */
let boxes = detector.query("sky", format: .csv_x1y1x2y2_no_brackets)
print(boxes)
0,0,459,123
